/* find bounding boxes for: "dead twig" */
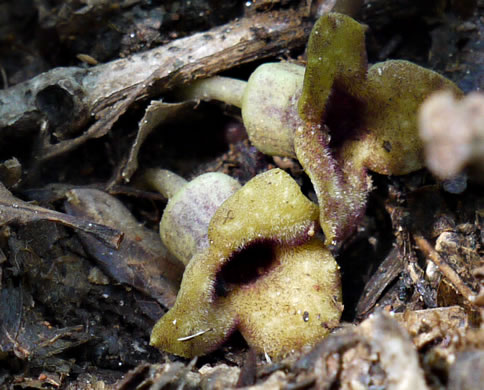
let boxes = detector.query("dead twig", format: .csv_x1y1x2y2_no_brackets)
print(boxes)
0,9,312,165
414,234,478,307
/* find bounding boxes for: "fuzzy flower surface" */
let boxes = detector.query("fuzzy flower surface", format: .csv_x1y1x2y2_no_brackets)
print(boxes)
150,169,342,358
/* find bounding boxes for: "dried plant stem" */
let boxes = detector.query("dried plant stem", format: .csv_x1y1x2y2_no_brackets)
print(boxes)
415,235,478,306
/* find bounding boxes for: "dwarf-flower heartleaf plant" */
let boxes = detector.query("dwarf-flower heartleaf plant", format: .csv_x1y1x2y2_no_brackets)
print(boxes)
150,169,342,358
176,12,462,248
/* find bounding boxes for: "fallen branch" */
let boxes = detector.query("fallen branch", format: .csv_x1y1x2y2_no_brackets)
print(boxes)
0,9,312,164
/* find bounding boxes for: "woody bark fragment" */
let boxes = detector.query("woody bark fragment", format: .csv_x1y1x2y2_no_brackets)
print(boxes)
0,10,312,163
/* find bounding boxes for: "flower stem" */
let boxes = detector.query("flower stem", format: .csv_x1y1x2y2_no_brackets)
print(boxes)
178,76,247,108
143,169,187,199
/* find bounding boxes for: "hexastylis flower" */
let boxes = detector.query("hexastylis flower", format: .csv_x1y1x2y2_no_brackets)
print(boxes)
149,169,342,358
